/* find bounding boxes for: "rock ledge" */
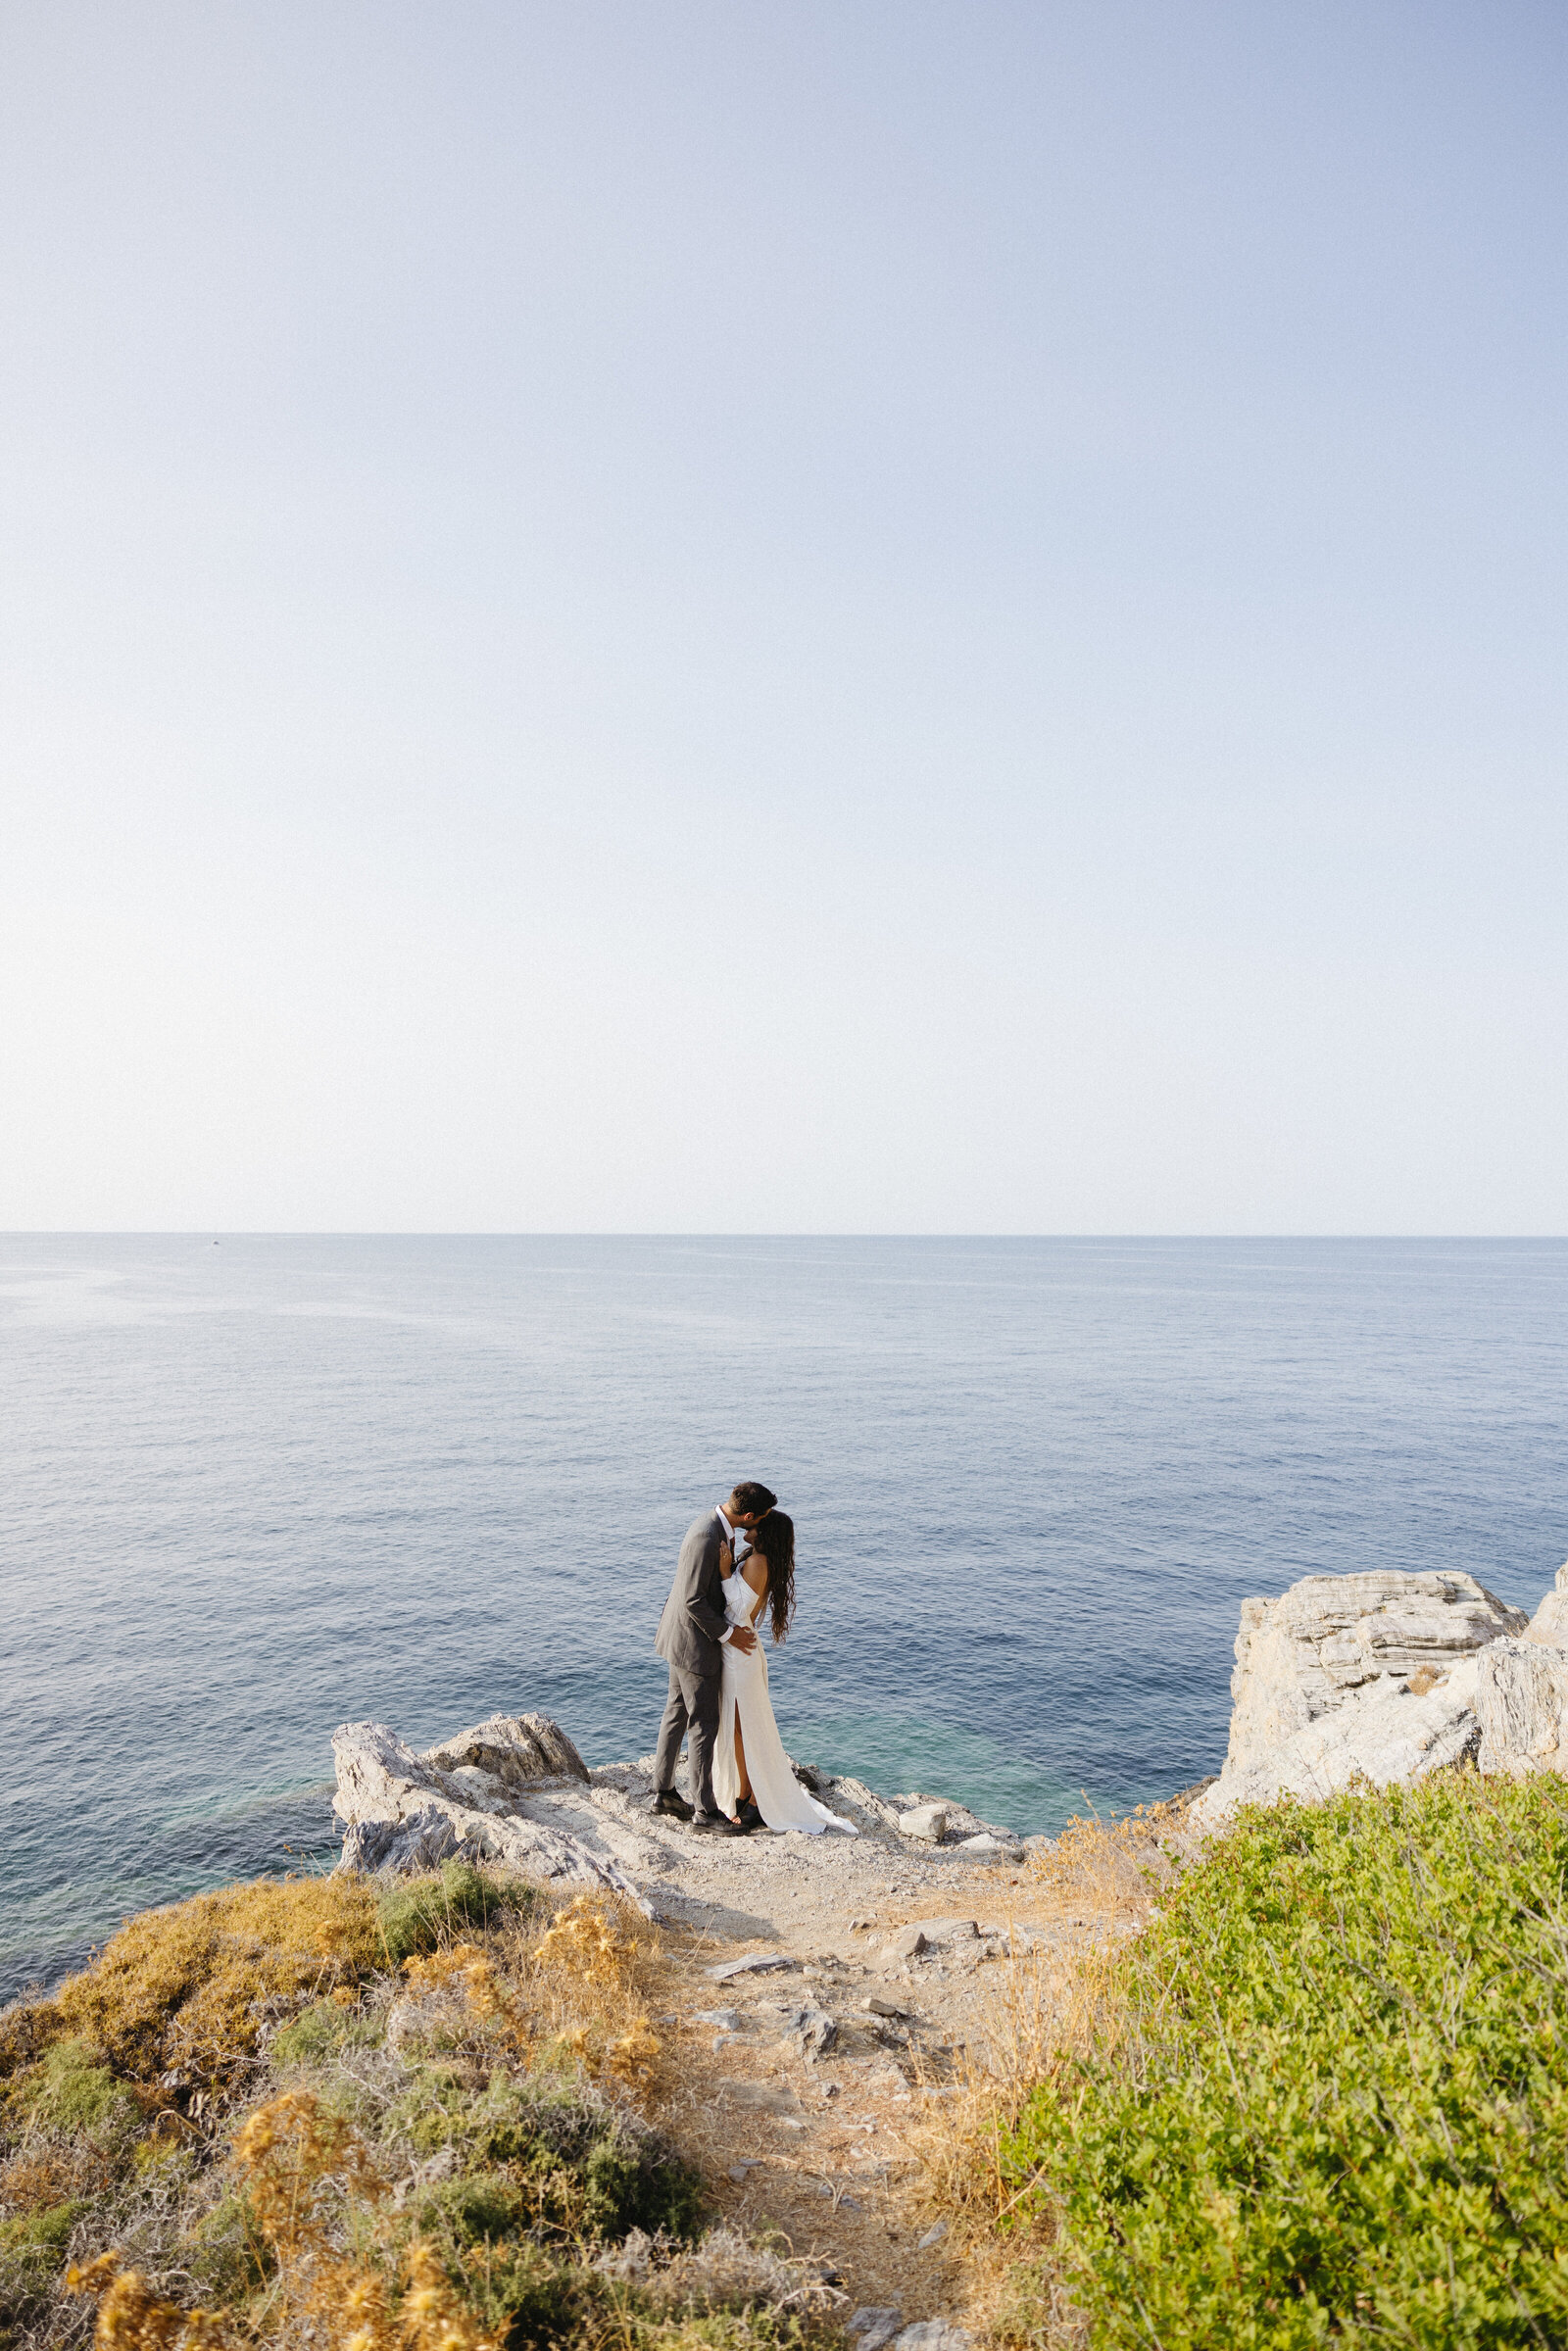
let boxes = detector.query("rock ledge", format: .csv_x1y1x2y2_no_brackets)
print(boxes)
1193,1564,1568,1830
331,1713,1026,1912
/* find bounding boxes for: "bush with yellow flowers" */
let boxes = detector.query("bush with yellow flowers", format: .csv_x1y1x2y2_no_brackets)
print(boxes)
0,1865,753,2351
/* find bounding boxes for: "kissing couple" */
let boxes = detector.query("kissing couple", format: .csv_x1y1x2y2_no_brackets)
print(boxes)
650,1482,857,1838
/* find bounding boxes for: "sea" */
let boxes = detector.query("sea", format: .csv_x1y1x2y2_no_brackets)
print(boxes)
4,1235,1566,2007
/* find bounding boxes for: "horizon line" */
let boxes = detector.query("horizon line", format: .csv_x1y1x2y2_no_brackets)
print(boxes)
4,1231,1567,1246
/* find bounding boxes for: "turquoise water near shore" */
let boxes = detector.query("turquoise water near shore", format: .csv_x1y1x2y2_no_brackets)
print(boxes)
4,1235,1567,2004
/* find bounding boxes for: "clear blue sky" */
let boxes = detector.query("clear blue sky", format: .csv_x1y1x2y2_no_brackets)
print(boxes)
3,2,1565,1231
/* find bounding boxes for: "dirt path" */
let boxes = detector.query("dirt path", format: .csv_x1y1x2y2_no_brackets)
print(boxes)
584,1761,1152,2330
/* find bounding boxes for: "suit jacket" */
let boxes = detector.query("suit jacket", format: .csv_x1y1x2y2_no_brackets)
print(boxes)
655,1509,733,1677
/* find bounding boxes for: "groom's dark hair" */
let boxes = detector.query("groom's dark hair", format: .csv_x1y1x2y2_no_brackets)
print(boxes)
729,1481,778,1518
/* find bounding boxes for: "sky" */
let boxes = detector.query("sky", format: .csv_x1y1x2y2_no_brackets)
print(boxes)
2,1,1566,1235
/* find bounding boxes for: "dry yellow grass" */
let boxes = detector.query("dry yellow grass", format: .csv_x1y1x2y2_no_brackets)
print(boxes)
1,2144,111,2214
49,1885,690,2351
1023,1802,1179,1921
69,2103,502,2351
225,2091,503,2351
505,1894,673,2100
24,1878,384,2090
898,1810,1182,2347
231,2091,387,2263
68,2253,229,2351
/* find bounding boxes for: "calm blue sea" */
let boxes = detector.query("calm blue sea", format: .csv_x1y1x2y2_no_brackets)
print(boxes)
4,1236,1567,2005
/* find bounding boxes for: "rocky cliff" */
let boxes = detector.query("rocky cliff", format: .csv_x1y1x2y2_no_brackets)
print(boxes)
329,1714,1033,1905
1193,1560,1568,1829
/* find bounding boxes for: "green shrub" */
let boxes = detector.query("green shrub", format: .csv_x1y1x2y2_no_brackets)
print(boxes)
271,1996,385,2068
1000,1772,1568,2349
184,2186,276,2302
0,2198,82,2334
384,2062,497,2155
426,2170,527,2244
582,2130,701,2243
376,1861,525,1967
611,2317,814,2351
0,2200,79,2263
12,2037,141,2139
390,2065,552,2168
470,2238,586,2350
384,2062,700,2249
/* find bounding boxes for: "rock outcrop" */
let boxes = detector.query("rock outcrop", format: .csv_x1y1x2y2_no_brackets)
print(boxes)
1192,1569,1545,1830
422,1713,590,1787
1526,1558,1568,1650
819,1777,1018,1848
330,1711,1030,1926
332,1714,648,1907
1476,1636,1568,1777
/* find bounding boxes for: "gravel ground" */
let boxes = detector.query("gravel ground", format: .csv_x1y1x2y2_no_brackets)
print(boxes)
569,1757,1145,2329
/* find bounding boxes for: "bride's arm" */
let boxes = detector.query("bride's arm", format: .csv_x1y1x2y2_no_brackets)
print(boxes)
741,1554,768,1626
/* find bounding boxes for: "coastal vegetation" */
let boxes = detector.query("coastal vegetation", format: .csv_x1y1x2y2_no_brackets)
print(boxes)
0,1862,825,2351
982,1774,1568,2348
8,1776,1568,2351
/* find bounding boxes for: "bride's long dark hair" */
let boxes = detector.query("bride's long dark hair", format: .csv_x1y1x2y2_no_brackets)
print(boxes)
749,1511,796,1644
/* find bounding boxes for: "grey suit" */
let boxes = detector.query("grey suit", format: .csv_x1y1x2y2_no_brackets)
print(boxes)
652,1509,733,1813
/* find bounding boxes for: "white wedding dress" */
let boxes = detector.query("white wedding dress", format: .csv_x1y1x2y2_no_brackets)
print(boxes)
711,1571,857,1835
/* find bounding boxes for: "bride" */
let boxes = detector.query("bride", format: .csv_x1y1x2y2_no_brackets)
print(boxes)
711,1511,857,1836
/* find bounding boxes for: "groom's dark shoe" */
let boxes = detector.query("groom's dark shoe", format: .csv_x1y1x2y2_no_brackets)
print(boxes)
651,1788,694,1820
691,1810,747,1836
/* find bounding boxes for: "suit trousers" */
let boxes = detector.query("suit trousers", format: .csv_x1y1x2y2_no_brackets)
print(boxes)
653,1660,722,1815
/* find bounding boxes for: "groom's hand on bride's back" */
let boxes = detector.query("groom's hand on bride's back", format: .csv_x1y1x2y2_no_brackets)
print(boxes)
728,1624,759,1653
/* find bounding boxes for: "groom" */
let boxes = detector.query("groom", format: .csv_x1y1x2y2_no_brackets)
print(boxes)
651,1482,777,1834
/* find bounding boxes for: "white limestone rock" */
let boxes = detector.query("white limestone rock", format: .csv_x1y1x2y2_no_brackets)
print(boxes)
894,1788,1019,1841
847,2310,903,2351
911,1918,981,1945
423,1713,589,1786
1192,1570,1527,1830
815,1774,1018,1847
1193,1661,1486,1829
808,1777,906,1835
1526,1560,1568,1649
339,1808,468,1875
1476,1636,1568,1776
955,1832,1024,1860
331,1716,648,1908
897,1803,951,1843
1221,1571,1525,1755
